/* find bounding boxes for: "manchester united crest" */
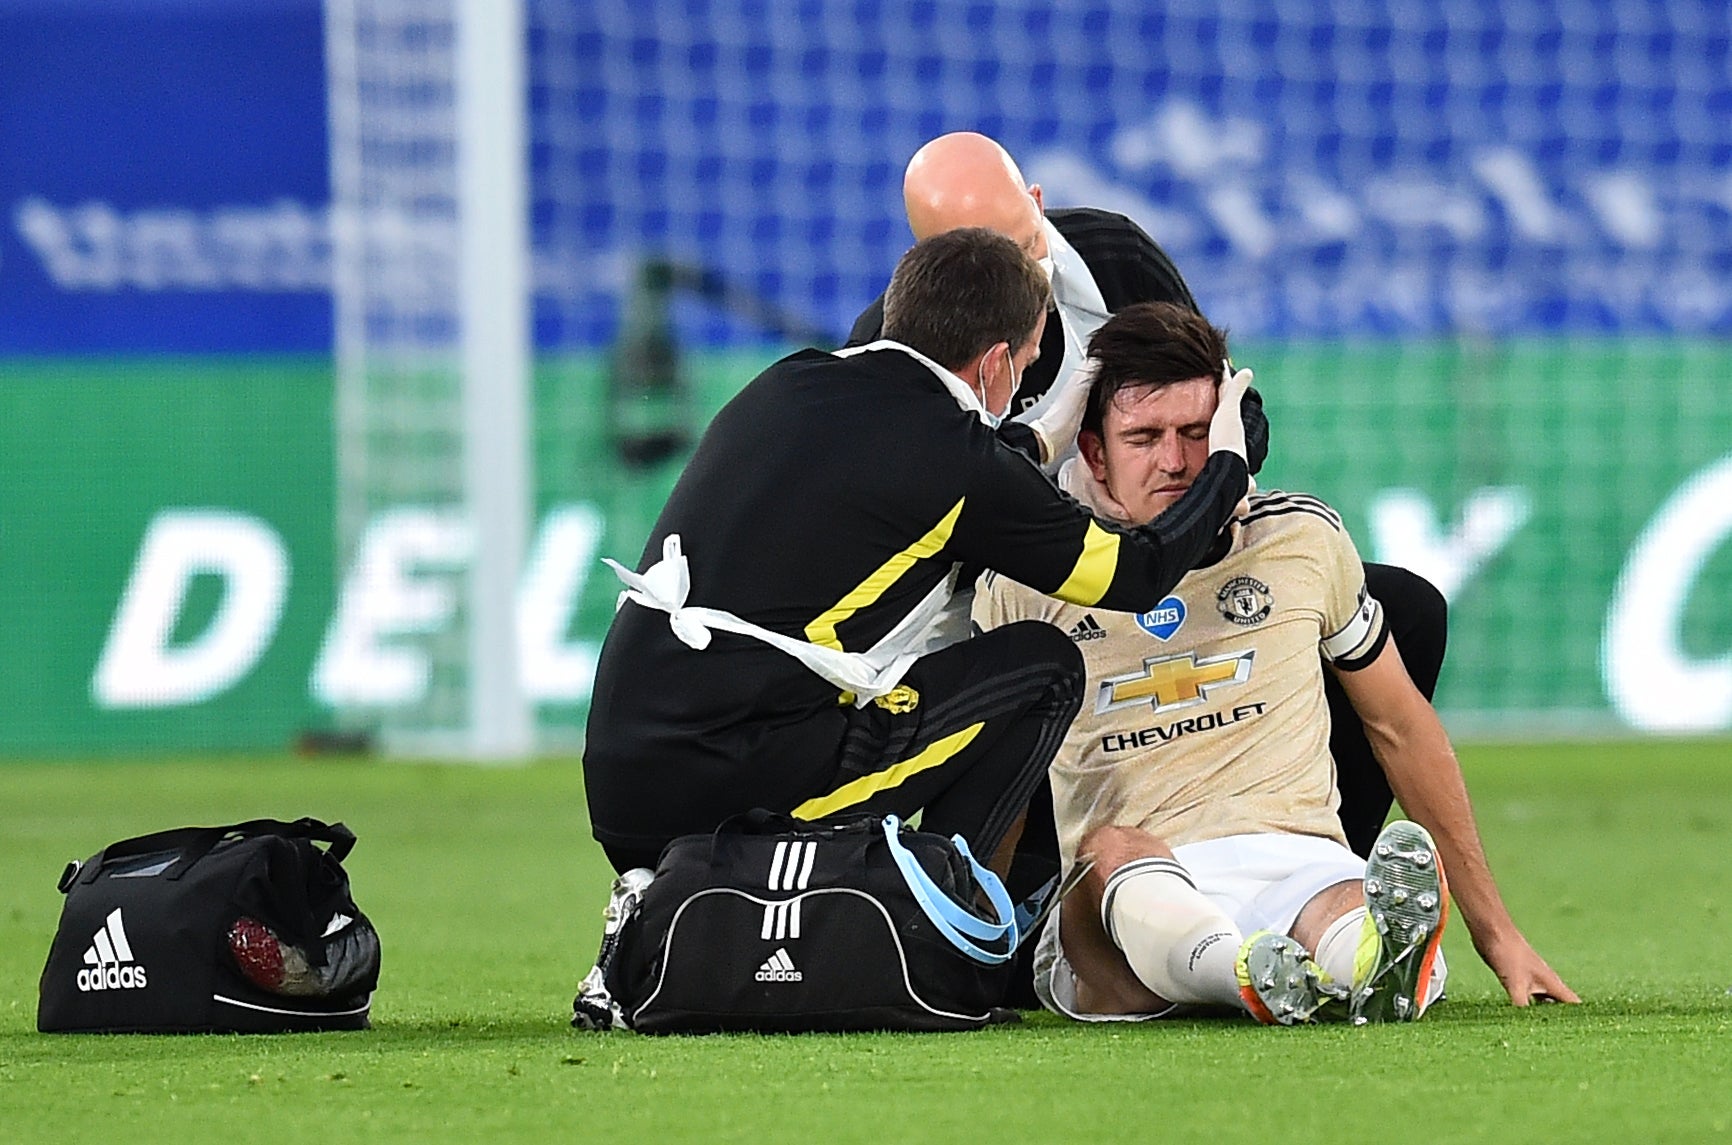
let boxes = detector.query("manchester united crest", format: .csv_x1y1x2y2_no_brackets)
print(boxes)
1216,576,1273,626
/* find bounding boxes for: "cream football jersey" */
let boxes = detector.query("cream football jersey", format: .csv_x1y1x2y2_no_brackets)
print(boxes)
975,487,1386,867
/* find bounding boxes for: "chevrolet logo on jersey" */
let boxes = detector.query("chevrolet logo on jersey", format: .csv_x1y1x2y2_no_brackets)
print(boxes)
1094,649,1257,715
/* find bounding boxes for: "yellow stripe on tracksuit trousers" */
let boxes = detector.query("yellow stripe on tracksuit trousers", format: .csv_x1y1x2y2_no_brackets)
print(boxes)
791,722,985,820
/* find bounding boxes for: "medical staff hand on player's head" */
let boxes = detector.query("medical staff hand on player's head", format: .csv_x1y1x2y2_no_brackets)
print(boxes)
1213,361,1258,523
1016,357,1098,464
1210,360,1254,463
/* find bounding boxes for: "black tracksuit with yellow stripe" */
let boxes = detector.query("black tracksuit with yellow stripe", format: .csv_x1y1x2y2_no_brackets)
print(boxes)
583,345,1248,869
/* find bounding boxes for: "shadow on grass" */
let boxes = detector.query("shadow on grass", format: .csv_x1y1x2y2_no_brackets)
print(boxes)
6,994,1724,1066
0,1015,579,1060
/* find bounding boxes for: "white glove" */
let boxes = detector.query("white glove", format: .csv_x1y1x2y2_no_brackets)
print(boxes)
1210,359,1253,462
1014,358,1099,466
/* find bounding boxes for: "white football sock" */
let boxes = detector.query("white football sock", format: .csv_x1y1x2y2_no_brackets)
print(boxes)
1100,857,1244,1008
1313,905,1365,988
1313,905,1448,1013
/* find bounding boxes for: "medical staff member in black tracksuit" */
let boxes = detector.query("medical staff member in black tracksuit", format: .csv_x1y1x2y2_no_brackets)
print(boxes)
584,228,1254,877
848,131,1450,859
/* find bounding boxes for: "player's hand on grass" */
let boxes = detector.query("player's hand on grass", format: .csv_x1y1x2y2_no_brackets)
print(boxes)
1480,931,1581,1007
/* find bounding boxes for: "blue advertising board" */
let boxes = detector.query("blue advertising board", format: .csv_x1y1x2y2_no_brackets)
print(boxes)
0,0,329,351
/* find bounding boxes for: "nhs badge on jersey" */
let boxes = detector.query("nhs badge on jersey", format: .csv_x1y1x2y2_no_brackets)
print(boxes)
1135,596,1187,641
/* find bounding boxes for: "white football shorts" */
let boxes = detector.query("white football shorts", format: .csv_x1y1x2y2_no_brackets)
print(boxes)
1034,832,1371,1022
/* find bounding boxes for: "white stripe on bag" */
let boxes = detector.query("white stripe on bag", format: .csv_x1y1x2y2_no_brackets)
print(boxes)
105,909,135,963
759,898,804,941
768,840,790,889
769,841,818,891
212,993,373,1018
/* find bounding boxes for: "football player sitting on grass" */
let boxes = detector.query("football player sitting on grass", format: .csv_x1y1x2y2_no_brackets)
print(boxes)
975,302,1579,1023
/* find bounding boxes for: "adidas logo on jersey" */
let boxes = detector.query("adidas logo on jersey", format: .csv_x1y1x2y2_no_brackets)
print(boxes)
1068,614,1107,642
755,947,803,983
76,908,149,992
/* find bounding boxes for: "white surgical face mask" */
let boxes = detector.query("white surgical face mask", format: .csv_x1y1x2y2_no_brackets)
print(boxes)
1036,254,1055,284
977,347,1020,428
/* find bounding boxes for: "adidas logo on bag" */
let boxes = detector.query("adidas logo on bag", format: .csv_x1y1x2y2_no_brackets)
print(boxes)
76,908,149,992
755,947,803,983
1068,614,1107,642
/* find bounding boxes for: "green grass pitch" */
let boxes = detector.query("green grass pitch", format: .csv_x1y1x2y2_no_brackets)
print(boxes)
3,741,1730,1143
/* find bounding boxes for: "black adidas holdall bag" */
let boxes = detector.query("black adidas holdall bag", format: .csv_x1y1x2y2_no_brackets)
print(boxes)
574,810,1065,1034
38,817,380,1034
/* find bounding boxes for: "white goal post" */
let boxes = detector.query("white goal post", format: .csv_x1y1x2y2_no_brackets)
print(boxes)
324,0,534,760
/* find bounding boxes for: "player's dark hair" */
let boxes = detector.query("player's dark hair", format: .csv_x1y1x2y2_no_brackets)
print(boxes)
882,228,1051,370
1082,301,1230,436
